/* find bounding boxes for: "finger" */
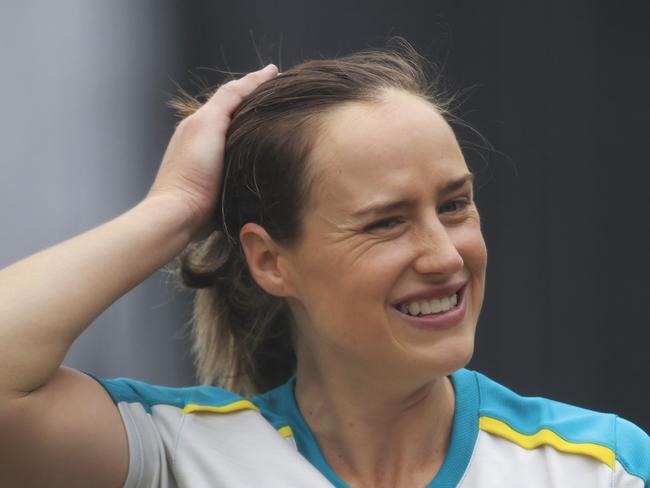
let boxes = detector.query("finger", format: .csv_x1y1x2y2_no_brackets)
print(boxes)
199,64,279,121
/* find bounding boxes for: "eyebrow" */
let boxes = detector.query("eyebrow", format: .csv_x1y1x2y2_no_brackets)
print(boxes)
351,173,474,219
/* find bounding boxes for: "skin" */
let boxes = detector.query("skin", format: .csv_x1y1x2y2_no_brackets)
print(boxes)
241,88,488,487
0,65,279,487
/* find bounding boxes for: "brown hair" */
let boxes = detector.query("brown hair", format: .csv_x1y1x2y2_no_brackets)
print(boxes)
171,38,473,395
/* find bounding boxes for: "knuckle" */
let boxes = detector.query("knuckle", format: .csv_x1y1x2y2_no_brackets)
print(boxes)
244,72,269,90
219,80,242,96
177,106,230,136
247,70,267,82
176,113,205,135
221,74,261,96
174,115,196,136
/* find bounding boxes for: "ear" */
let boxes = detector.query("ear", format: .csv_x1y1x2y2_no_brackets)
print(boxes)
239,223,296,298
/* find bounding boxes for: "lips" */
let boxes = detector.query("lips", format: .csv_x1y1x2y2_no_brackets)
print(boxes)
390,284,468,331
391,282,467,308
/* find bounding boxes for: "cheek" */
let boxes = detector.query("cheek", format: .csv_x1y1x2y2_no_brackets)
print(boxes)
355,240,412,290
452,224,487,276
451,226,487,318
292,242,405,343
306,238,408,298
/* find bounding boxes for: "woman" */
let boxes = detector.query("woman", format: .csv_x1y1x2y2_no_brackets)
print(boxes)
0,42,647,487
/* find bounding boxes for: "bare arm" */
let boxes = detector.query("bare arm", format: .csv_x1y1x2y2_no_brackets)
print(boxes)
0,64,279,487
0,194,193,398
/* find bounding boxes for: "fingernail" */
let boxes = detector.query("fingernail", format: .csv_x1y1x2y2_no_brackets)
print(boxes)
264,63,277,71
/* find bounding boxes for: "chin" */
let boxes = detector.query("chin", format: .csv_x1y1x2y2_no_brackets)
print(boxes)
418,335,475,379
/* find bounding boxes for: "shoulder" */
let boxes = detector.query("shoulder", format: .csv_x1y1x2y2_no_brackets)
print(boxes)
84,371,254,414
84,371,299,438
468,369,649,485
82,373,331,487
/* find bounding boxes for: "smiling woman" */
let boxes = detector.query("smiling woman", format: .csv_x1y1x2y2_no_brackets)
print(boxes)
272,90,487,396
0,39,648,488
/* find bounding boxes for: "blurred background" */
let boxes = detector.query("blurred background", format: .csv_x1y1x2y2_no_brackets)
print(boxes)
1,0,648,431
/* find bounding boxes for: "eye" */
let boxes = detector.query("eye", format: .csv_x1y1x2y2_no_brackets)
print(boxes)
438,199,469,214
364,217,404,232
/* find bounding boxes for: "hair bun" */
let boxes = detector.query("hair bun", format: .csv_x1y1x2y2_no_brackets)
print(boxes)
177,231,236,289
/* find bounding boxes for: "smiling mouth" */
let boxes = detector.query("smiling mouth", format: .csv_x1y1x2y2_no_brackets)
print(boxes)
393,285,466,318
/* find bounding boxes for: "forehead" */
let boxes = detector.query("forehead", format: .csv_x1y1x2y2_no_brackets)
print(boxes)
305,89,468,217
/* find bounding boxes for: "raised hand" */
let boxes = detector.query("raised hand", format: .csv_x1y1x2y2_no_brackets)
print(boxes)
147,64,279,240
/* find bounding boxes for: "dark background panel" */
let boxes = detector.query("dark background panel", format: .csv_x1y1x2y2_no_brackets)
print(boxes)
164,0,650,429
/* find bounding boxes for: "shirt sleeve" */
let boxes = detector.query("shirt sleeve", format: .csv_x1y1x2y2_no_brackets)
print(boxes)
613,415,650,488
84,372,181,488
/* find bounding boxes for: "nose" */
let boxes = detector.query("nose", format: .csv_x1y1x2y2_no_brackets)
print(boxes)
412,215,464,276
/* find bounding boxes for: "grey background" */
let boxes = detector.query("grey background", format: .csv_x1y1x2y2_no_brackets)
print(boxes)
0,1,195,386
1,0,648,431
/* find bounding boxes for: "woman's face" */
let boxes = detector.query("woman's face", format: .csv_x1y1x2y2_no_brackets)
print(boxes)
283,89,487,382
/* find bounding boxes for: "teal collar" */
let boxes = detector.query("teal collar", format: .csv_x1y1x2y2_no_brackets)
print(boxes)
258,368,479,487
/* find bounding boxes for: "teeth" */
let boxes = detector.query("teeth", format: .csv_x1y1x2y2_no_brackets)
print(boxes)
398,292,459,317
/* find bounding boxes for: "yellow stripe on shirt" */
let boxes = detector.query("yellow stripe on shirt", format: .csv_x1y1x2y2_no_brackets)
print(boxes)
479,416,615,469
182,399,260,415
277,425,294,438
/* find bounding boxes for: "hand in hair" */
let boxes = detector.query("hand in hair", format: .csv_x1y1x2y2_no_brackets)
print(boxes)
147,64,279,241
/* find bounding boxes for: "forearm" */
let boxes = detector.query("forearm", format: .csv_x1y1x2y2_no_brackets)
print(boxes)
0,194,194,397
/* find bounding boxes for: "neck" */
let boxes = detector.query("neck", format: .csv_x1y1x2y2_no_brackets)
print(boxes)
295,359,456,488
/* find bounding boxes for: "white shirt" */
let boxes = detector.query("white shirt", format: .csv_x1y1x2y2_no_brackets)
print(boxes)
86,368,650,487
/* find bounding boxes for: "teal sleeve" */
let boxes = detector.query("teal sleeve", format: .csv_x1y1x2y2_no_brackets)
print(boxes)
615,415,650,486
82,370,246,414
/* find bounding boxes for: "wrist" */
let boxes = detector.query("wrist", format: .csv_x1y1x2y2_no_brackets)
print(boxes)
144,187,215,235
133,193,198,257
